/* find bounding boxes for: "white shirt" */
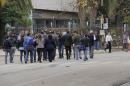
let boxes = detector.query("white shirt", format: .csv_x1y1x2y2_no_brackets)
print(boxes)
105,35,113,42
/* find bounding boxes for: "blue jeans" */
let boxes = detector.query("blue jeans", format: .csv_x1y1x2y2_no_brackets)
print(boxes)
73,45,80,60
4,49,11,64
79,47,89,60
95,41,100,50
58,45,64,58
25,48,34,63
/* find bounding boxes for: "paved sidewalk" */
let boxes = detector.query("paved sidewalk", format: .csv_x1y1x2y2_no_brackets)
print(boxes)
0,51,130,86
0,49,122,56
121,82,130,86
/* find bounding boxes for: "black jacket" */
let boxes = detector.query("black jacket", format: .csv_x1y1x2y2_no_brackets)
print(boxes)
44,35,56,50
3,38,12,50
18,37,24,48
80,36,90,47
63,34,72,46
89,34,94,46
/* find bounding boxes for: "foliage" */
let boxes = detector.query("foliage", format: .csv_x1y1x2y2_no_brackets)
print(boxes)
0,0,7,7
75,0,99,29
0,0,32,27
124,16,130,24
18,16,32,27
107,0,118,17
117,0,130,15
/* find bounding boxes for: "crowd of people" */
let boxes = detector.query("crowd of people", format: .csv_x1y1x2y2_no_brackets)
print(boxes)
2,30,129,64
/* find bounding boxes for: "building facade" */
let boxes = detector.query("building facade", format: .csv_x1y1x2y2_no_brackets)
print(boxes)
31,0,79,31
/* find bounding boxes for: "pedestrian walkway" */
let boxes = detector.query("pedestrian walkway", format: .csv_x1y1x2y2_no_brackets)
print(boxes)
0,49,118,56
121,82,130,86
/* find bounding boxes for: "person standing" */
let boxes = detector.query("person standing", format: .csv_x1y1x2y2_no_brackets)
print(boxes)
94,32,100,50
89,31,95,59
52,31,58,60
23,33,34,64
41,31,47,61
79,34,90,61
122,32,129,51
57,33,64,59
3,36,12,64
17,35,25,63
73,32,80,60
63,31,73,60
10,32,17,63
44,34,56,62
33,34,38,62
36,34,45,63
105,33,113,53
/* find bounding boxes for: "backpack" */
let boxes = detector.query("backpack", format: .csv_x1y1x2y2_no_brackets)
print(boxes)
24,37,34,49
3,39,12,49
26,37,33,46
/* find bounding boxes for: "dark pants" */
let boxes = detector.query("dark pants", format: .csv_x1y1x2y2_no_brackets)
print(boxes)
25,49,34,63
89,46,94,58
4,49,11,64
105,41,112,53
65,46,71,60
33,48,37,62
123,43,128,50
37,48,43,62
47,49,54,62
43,48,47,61
52,48,56,60
20,50,26,63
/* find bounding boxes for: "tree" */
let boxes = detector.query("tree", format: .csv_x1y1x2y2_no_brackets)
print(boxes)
0,0,32,46
116,0,130,23
76,0,99,31
18,16,32,28
0,0,7,7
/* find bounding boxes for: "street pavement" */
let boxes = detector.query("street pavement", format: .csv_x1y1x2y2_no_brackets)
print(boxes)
0,50,130,86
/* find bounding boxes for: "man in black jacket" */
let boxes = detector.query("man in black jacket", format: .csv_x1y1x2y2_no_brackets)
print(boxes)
63,31,72,60
3,36,12,64
44,34,56,62
89,31,95,59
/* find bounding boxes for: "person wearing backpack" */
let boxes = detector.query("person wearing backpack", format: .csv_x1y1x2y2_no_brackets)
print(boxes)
44,34,56,62
3,36,12,64
23,33,34,64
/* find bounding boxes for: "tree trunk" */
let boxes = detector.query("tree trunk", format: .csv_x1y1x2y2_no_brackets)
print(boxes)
78,8,86,31
0,23,5,47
